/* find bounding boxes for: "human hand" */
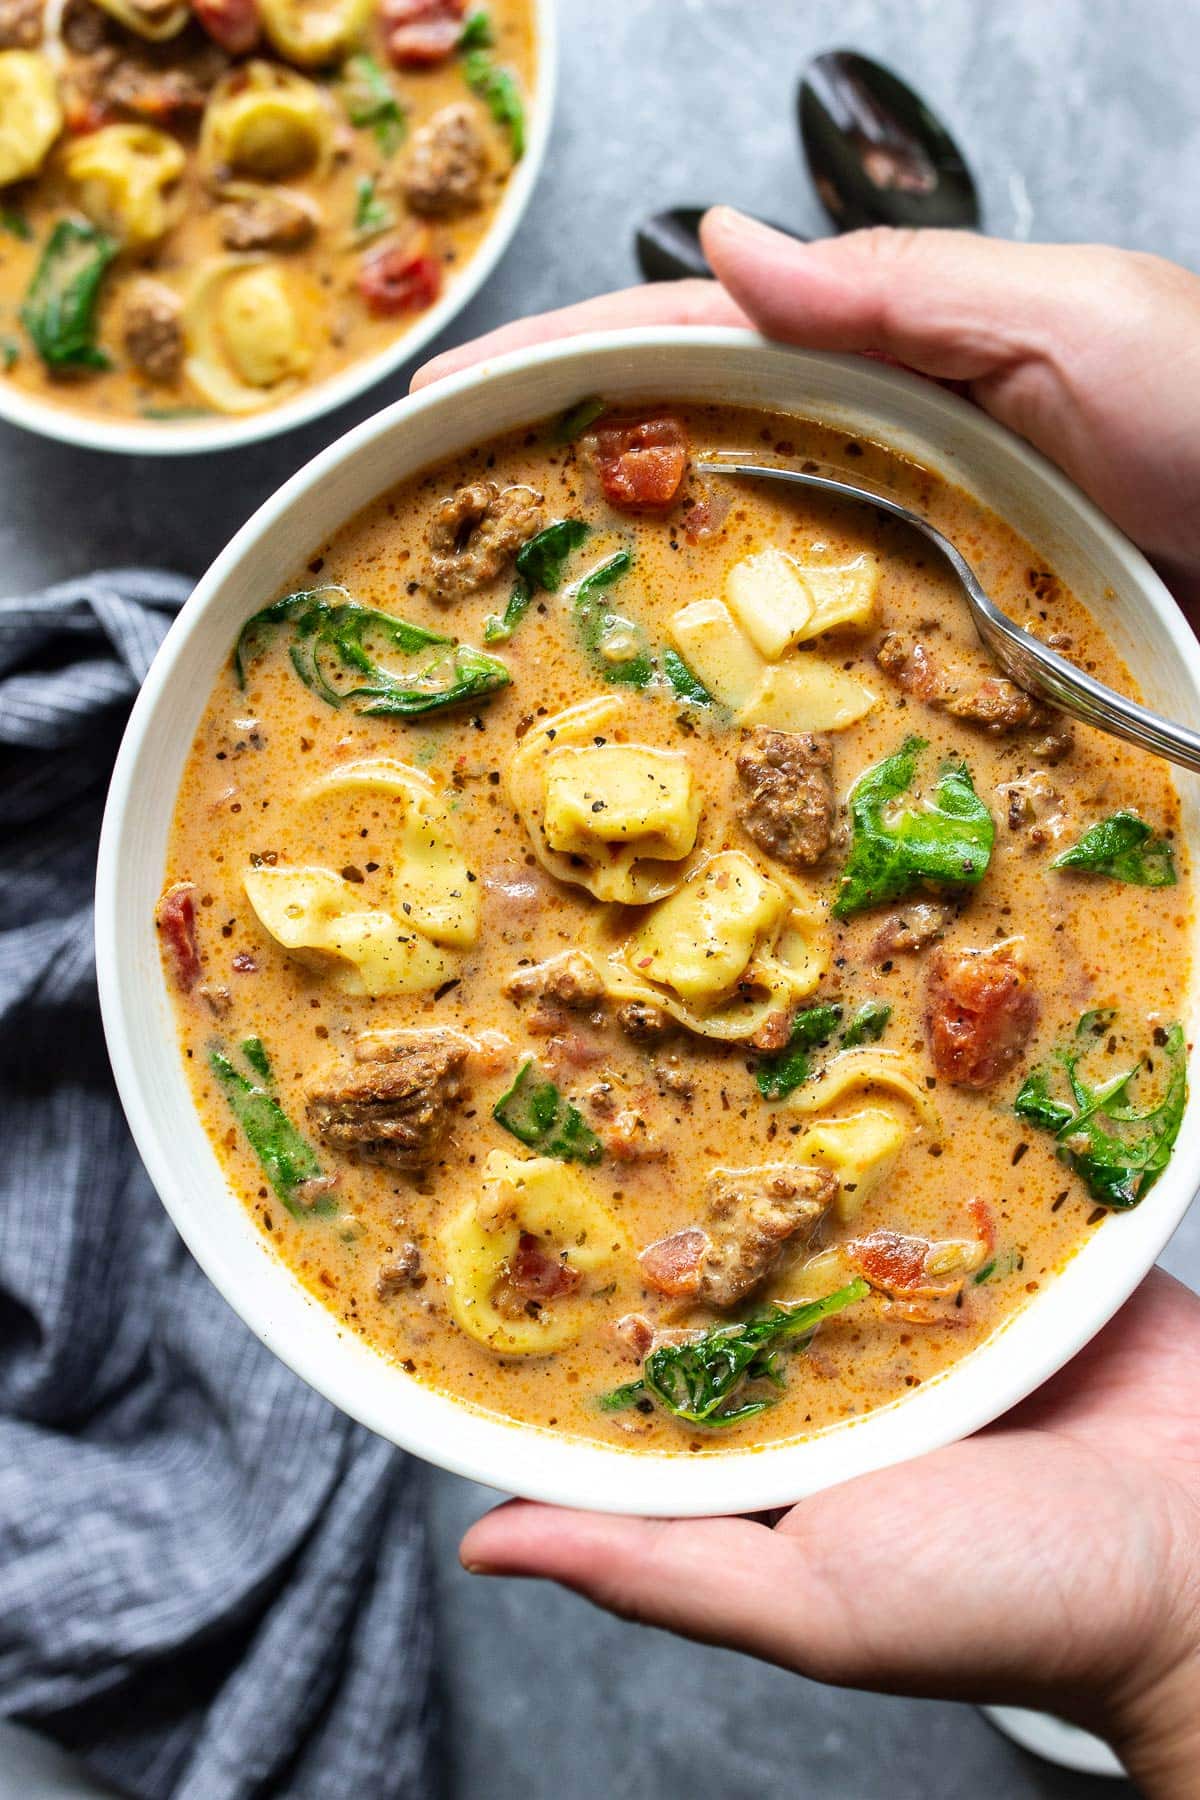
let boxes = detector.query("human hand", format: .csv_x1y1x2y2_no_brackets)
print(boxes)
414,209,1200,613
461,1270,1200,1795
417,218,1200,1790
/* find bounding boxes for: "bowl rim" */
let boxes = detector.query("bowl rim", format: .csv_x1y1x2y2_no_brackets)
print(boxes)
96,326,1200,1515
0,0,557,458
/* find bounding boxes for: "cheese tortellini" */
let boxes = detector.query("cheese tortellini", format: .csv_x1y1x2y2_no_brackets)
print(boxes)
242,758,478,994
669,544,879,733
442,1150,629,1355
592,849,829,1041
201,63,333,182
89,0,189,40
793,1108,910,1225
314,759,480,947
725,545,879,658
787,1048,943,1137
0,52,63,189
510,697,701,903
243,864,456,995
185,257,312,413
63,125,185,249
258,0,374,67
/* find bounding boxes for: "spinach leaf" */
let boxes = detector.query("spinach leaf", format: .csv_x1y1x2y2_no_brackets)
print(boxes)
482,590,531,645
833,735,994,920
1,208,32,242
573,550,657,686
756,1003,843,1101
234,585,510,718
483,518,589,642
342,52,406,155
973,1247,1021,1286
458,8,493,48
1,338,18,371
661,647,714,705
552,396,606,443
483,534,711,702
209,1040,334,1218
597,1379,648,1414
353,174,395,242
21,219,117,372
1014,1016,1188,1209
841,1000,892,1048
602,1279,869,1427
1051,810,1177,888
240,1034,273,1083
516,517,590,590
462,46,525,159
570,555,712,702
493,1059,603,1164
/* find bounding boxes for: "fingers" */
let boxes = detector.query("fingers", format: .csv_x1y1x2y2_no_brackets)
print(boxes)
411,279,748,390
461,1500,829,1665
700,209,1200,584
462,1423,1166,1712
699,206,1097,382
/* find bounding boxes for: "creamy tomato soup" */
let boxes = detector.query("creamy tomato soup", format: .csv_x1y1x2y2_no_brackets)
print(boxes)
0,0,533,425
159,403,1192,1451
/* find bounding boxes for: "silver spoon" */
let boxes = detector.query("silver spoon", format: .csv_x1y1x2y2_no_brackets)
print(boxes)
706,461,1200,775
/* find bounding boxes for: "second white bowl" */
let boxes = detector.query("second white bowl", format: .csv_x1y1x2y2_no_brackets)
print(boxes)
0,0,557,457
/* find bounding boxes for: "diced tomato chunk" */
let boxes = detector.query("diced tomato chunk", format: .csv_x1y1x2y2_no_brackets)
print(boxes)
847,1229,931,1294
356,241,443,316
190,0,261,54
156,881,202,992
966,1197,996,1256
541,1027,606,1078
847,1214,992,1300
925,944,1039,1089
388,18,461,62
510,1232,581,1301
383,0,465,66
65,96,117,135
383,0,464,18
638,1227,709,1297
593,415,689,512
612,1312,655,1359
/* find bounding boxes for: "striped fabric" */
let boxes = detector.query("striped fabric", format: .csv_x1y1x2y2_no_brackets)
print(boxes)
0,573,437,1799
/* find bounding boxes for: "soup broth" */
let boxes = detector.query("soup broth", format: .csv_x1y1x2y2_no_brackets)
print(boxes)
161,403,1192,1451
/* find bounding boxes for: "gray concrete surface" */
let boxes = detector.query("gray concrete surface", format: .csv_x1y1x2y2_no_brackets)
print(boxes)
3,0,1198,1794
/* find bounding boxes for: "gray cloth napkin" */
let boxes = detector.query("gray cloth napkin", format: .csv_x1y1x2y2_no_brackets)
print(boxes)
0,572,439,1800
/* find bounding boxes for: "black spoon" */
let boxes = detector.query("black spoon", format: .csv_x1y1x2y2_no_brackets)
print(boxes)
635,206,805,283
636,51,979,282
798,49,980,233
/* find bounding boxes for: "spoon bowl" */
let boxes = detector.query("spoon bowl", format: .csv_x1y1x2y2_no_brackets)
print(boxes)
637,50,978,289
798,49,980,232
708,460,1200,774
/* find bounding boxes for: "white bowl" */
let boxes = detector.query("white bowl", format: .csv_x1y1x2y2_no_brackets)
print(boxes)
0,0,556,457
96,329,1200,1516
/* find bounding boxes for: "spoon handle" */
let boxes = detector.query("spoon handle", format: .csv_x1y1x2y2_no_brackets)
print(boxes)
708,462,1200,777
971,602,1200,775
906,515,1200,776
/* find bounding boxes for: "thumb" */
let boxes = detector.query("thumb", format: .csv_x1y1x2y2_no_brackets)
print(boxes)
698,207,1100,383
698,208,1200,597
